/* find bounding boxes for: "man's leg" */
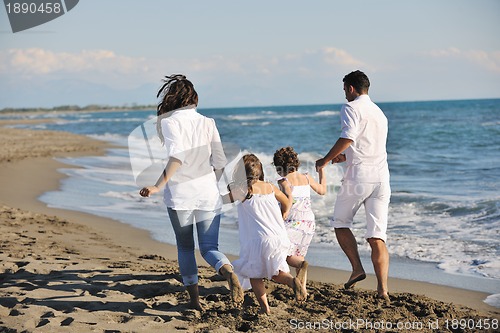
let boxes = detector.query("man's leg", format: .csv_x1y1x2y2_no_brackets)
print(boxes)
335,228,366,288
332,181,366,288
364,182,390,299
368,238,389,297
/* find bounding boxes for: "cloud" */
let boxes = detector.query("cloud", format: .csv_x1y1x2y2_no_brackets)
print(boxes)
0,47,367,107
3,45,499,109
0,48,148,75
425,47,500,73
323,47,366,67
0,46,365,78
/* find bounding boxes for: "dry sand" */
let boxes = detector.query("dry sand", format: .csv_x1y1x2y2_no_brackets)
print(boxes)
0,123,499,332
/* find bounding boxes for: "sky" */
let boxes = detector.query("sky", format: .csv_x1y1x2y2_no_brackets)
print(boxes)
1,0,499,109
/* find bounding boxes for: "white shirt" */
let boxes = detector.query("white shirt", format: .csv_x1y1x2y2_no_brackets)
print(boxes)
340,95,390,183
161,107,227,210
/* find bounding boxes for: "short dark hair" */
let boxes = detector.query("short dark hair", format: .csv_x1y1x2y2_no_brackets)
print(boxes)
343,70,370,94
273,146,300,176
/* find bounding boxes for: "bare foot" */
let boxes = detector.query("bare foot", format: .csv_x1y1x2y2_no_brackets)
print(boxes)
188,300,203,312
293,277,307,302
296,260,309,292
344,272,366,289
377,294,391,307
228,271,244,304
258,308,271,315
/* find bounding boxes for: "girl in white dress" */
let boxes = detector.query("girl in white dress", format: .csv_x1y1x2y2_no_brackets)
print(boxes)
273,146,326,290
227,154,307,314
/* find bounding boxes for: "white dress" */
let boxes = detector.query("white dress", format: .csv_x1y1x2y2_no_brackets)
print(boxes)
280,175,316,257
232,189,291,290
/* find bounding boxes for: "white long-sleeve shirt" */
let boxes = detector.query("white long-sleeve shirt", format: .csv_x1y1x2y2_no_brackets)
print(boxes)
161,107,227,210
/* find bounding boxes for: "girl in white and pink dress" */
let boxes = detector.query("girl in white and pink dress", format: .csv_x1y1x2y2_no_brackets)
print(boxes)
226,153,307,315
273,146,327,290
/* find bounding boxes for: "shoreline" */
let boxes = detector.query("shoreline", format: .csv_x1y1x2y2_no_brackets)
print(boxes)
1,126,499,331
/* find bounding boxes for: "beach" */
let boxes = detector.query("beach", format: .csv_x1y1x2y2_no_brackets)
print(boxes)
0,121,499,332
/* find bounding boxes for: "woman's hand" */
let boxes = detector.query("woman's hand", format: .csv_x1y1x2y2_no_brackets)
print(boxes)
139,186,160,197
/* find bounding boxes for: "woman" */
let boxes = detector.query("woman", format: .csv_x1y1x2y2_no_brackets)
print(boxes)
139,74,243,310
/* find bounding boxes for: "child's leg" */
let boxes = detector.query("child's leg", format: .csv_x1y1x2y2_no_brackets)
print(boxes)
286,256,309,289
250,278,270,315
272,270,307,302
286,255,304,269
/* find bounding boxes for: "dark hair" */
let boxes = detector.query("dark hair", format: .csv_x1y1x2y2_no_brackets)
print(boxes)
156,74,198,143
243,154,264,199
343,70,370,94
273,146,300,176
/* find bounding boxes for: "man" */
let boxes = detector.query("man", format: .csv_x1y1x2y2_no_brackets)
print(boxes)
316,70,391,304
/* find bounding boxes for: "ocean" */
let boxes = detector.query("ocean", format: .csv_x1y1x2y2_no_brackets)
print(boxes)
3,98,499,306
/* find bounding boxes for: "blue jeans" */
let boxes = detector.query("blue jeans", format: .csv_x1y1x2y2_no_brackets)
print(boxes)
167,208,231,286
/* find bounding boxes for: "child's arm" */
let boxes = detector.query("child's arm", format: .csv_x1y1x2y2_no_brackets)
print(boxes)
309,168,327,195
272,184,291,220
139,157,181,197
221,192,234,204
222,181,248,204
277,178,294,206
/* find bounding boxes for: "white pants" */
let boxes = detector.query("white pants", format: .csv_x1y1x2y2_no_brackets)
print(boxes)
331,181,391,242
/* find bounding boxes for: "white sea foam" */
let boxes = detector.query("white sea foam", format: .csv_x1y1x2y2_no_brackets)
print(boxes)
54,117,147,125
484,294,500,308
89,133,128,145
481,121,500,127
226,110,338,122
314,110,338,117
240,121,271,126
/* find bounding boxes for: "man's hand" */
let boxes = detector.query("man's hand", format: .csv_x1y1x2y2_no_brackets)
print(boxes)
331,154,346,163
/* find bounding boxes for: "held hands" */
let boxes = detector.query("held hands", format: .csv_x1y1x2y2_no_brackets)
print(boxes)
139,185,160,197
315,158,327,172
315,154,346,171
332,154,346,163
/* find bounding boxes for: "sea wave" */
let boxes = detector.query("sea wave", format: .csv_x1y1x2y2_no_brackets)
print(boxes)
484,294,500,308
225,110,338,122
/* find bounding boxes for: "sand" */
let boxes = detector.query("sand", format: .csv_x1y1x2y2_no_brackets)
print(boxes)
0,122,499,332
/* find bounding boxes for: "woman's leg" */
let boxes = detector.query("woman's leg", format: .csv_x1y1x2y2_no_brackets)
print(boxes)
186,284,202,311
195,211,230,270
167,208,201,308
250,278,270,314
219,264,244,304
195,210,243,303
